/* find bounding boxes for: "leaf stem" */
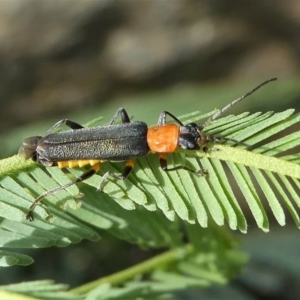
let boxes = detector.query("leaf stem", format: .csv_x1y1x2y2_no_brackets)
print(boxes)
70,245,193,295
195,145,300,179
0,155,34,176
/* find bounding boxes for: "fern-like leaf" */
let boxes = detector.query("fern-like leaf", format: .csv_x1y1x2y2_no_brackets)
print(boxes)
0,109,300,265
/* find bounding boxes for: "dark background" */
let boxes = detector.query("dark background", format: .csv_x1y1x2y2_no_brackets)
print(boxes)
1,1,300,299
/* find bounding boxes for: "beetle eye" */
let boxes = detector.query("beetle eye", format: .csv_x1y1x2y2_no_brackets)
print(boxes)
187,122,198,128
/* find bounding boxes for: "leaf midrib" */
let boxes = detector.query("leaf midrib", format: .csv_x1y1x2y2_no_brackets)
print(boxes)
198,144,300,178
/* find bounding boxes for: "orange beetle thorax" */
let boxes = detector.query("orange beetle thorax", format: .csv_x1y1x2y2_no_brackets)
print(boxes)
147,124,179,153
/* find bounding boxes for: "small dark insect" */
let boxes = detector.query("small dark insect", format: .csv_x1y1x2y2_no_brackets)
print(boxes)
19,78,277,221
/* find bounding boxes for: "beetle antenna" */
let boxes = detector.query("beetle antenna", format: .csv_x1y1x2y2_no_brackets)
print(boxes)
200,77,277,129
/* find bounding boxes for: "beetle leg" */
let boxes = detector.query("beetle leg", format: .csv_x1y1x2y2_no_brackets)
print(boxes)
46,119,84,134
98,159,135,191
26,163,101,221
158,153,207,176
109,108,131,125
157,111,184,126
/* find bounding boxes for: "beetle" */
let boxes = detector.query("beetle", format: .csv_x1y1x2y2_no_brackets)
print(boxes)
19,78,277,220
